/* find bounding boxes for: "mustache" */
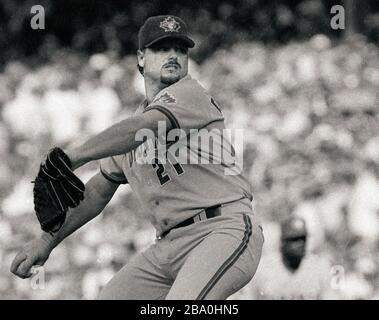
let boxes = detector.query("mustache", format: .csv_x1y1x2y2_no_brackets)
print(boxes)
163,61,181,68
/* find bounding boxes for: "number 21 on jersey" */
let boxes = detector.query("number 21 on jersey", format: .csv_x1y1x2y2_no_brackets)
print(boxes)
152,152,184,186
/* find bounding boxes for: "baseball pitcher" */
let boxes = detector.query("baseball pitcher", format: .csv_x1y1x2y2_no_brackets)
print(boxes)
11,15,264,300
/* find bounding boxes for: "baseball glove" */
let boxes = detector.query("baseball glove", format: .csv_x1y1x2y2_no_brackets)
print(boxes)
32,147,85,233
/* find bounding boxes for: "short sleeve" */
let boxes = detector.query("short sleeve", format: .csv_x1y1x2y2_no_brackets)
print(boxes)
143,76,224,132
99,155,128,184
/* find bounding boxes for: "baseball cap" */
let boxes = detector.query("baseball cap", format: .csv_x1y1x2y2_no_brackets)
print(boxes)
138,15,195,50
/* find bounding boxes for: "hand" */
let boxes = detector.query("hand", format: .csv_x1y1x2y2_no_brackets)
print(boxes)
10,236,53,279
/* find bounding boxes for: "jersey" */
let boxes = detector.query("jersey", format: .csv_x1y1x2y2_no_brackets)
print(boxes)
100,75,253,237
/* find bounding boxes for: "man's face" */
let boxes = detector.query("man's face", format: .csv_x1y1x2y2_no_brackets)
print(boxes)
138,38,189,85
281,236,306,258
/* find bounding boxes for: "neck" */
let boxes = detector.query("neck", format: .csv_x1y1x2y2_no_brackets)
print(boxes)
144,77,169,104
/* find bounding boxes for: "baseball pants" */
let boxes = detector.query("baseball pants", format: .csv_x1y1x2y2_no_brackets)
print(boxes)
98,201,264,300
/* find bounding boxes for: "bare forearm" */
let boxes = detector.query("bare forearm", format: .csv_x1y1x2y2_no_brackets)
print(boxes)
67,117,145,170
65,110,169,170
41,173,118,249
42,194,107,250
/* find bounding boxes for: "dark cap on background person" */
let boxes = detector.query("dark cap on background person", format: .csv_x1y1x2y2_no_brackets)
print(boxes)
138,15,195,50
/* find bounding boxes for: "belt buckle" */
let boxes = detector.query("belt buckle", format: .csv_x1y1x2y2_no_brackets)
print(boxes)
193,215,200,223
199,210,207,221
193,211,206,223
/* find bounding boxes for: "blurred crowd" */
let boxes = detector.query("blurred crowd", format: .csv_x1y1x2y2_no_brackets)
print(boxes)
0,33,378,299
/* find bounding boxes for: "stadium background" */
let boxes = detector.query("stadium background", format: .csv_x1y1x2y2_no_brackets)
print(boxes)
0,0,378,299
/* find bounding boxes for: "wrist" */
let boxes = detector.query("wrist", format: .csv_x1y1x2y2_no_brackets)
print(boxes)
65,148,85,171
40,232,58,251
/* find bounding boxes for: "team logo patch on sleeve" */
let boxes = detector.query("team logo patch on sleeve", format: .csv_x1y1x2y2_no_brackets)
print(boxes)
153,92,177,104
160,17,181,33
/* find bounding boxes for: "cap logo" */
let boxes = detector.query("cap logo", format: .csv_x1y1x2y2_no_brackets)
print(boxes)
160,17,181,33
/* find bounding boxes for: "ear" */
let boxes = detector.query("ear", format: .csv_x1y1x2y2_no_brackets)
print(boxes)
137,49,145,69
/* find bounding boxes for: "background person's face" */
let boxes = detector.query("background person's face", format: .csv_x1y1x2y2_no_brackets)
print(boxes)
142,38,189,85
281,237,306,258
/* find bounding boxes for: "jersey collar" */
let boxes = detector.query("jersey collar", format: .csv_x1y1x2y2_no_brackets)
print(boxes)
143,74,192,109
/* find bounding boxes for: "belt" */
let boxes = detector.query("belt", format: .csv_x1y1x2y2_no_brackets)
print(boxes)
161,205,222,238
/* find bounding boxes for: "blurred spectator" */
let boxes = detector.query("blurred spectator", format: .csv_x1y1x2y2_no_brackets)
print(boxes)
348,162,379,243
230,217,336,300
